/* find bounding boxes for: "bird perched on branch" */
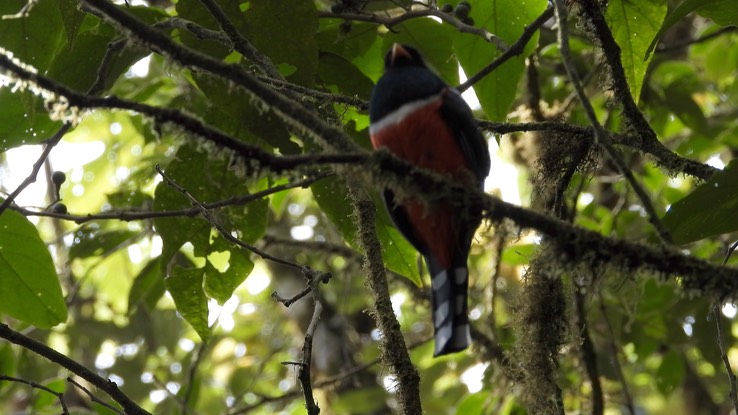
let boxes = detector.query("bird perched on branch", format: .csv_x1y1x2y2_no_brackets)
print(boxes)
369,43,490,356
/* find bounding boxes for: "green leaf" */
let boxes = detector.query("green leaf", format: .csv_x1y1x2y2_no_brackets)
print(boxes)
57,0,85,48
154,143,264,309
311,176,421,285
127,258,165,314
317,52,374,100
662,160,738,244
154,143,266,262
0,0,64,72
175,0,235,59
166,265,210,341
454,0,546,121
0,209,67,327
656,349,685,395
645,0,736,59
32,378,66,409
372,195,423,286
244,0,318,86
192,73,299,154
0,89,60,150
697,0,738,27
0,1,66,148
46,29,150,94
69,227,139,259
456,392,490,415
203,236,254,304
317,21,383,83
606,0,666,103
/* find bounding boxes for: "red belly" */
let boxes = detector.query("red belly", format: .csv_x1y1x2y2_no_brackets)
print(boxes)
370,99,472,268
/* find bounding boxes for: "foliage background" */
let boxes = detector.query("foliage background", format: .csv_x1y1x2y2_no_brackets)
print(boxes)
1,0,738,414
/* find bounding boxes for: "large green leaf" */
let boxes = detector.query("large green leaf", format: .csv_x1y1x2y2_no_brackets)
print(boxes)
311,176,421,285
645,0,737,59
191,74,298,154
175,0,237,59
244,0,318,86
454,0,546,121
662,160,738,244
153,143,266,323
154,143,265,262
166,265,210,341
0,0,65,148
69,227,139,259
606,0,666,103
0,209,67,327
317,21,383,83
0,0,64,72
656,349,685,395
57,0,85,48
127,258,165,315
203,235,255,304
698,0,738,26
317,52,374,100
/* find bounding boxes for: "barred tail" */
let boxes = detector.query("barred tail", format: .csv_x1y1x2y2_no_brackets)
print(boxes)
428,260,471,357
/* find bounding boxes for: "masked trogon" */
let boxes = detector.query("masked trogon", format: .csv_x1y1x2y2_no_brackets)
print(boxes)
369,44,491,356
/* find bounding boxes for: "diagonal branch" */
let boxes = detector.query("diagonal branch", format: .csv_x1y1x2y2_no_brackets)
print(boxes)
457,7,554,92
552,0,673,244
197,0,283,79
0,323,151,415
80,0,360,154
320,7,507,51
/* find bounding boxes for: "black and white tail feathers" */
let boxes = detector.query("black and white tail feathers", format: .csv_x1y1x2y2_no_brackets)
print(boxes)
426,256,471,357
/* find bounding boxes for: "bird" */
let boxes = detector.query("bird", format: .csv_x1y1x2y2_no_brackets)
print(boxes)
369,43,490,356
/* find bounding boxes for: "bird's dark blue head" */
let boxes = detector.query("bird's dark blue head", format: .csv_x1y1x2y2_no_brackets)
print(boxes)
370,44,447,122
383,43,427,70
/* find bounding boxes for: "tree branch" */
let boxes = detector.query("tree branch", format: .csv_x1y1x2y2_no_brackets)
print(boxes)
197,0,283,79
80,0,360,154
320,6,508,51
10,173,329,223
553,0,673,244
457,7,554,92
0,323,151,415
0,374,70,415
348,184,422,415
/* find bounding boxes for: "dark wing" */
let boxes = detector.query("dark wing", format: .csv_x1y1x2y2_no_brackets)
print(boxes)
439,88,491,188
381,189,429,256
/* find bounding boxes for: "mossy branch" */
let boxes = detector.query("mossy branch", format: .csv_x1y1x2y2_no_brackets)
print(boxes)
347,184,422,415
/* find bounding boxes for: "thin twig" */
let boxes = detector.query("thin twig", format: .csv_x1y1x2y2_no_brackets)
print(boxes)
277,271,331,414
573,282,604,415
457,7,554,92
181,342,208,414
712,240,738,414
0,374,70,414
0,125,69,214
154,164,307,270
67,377,124,415
598,298,635,414
232,337,431,414
10,172,330,223
197,0,283,79
320,7,507,51
656,26,737,54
